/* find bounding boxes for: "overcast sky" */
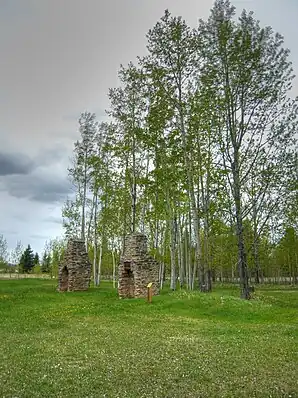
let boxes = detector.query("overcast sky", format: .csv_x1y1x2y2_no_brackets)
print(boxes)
0,0,297,255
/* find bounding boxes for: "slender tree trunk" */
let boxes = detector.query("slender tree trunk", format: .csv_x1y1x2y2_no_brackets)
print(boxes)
81,155,88,241
159,259,165,290
160,232,166,289
253,237,261,284
158,228,164,289
93,190,98,286
154,221,159,258
251,195,261,284
154,196,160,255
188,210,193,290
112,247,116,289
233,158,251,299
178,219,184,289
96,243,102,286
185,228,190,289
191,252,196,290
122,157,130,252
179,108,204,291
169,218,176,290
131,133,137,233
93,240,97,286
141,152,150,233
165,187,176,290
87,194,96,251
190,181,203,291
197,127,213,292
202,193,211,292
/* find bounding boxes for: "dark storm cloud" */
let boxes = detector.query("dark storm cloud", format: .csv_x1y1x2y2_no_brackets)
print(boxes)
31,183,71,203
0,146,65,177
3,173,72,204
0,152,35,176
0,143,73,203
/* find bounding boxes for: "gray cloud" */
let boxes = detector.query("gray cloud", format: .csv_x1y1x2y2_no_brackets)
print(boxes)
11,213,28,222
0,0,33,18
0,146,64,177
1,229,18,236
0,143,73,204
29,233,53,240
34,143,72,167
43,215,63,224
3,173,72,203
0,151,35,176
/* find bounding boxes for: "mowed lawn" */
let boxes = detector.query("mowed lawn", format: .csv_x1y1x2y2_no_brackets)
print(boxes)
0,280,297,398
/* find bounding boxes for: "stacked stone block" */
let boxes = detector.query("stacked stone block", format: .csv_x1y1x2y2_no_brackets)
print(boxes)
118,233,160,299
58,238,91,292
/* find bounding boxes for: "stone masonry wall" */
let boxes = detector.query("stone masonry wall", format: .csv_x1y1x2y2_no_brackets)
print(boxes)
58,238,91,292
118,233,160,299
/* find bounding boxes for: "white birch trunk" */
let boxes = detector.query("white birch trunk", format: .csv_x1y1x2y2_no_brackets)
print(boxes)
112,249,116,289
96,243,102,286
93,190,98,286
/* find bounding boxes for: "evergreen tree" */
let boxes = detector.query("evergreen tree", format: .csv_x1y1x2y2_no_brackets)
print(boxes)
34,252,39,266
20,245,35,273
41,252,51,273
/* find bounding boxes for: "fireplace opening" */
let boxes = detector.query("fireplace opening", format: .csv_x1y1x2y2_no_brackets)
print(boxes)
124,261,133,276
123,261,134,297
60,266,69,291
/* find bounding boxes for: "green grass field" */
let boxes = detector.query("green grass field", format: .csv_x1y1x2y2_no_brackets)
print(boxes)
0,280,297,398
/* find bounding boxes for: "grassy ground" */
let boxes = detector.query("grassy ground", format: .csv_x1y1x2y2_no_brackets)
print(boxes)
0,280,297,398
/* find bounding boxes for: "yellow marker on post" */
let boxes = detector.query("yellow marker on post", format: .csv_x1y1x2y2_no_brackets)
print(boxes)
147,282,153,303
